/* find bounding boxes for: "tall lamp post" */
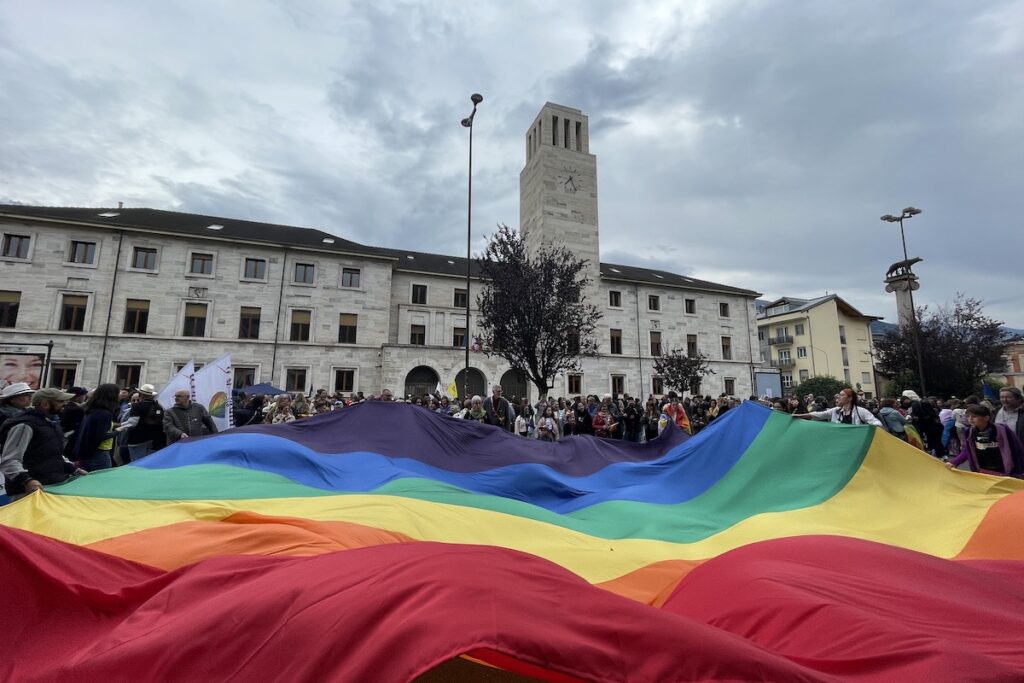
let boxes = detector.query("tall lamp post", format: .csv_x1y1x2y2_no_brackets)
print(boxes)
880,207,926,396
461,93,483,403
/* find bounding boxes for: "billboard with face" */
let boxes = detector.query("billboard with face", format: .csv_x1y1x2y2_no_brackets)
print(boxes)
1,353,45,390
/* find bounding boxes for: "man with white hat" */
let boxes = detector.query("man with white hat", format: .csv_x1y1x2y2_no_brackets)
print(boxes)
118,383,165,459
0,382,34,427
1,387,87,496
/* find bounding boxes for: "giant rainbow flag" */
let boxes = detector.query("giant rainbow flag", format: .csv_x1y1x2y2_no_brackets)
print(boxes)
2,401,1024,681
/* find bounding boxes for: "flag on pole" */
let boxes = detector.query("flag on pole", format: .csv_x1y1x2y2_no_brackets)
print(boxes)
981,381,999,402
156,361,194,410
434,381,445,398
193,354,233,431
445,379,459,401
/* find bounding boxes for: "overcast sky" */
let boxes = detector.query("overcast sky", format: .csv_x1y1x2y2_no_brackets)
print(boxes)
2,1,1022,326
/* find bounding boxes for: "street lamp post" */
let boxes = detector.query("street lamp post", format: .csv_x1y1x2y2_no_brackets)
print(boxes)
809,345,831,377
880,207,926,396
461,93,483,404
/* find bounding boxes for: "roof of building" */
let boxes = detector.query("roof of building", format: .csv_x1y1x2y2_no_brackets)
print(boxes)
0,203,759,297
597,262,759,296
0,204,388,258
758,294,882,322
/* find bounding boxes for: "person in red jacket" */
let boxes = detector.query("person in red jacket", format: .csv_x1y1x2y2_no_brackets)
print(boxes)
591,404,618,438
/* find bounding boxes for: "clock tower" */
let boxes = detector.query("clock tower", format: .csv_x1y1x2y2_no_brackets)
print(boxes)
520,103,600,304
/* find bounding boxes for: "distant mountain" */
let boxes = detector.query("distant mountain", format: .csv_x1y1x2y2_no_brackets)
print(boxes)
871,320,1024,338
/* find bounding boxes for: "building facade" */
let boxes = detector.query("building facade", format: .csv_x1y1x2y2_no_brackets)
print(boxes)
1001,337,1024,389
757,295,881,397
0,103,762,400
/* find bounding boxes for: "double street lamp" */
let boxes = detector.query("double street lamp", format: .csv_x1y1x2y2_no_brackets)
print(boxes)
461,94,483,403
880,207,926,396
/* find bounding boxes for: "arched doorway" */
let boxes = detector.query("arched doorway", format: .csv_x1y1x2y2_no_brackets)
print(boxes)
404,365,440,400
454,367,486,403
500,369,529,404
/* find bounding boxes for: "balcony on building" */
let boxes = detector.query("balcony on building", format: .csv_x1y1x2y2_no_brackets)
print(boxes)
770,358,796,368
767,334,794,345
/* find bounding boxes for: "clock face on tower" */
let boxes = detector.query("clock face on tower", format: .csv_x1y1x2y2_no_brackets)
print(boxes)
558,166,584,194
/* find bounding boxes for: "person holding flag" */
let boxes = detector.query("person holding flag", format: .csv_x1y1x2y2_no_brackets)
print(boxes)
662,392,692,434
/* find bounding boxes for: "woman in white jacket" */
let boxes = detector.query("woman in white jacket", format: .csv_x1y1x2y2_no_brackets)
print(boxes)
793,387,882,426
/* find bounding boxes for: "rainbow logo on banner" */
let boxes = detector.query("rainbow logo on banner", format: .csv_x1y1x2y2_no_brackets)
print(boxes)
207,390,227,418
2,402,1023,681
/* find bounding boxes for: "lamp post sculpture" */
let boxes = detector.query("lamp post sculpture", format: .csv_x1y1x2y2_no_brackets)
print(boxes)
461,93,483,403
881,207,926,396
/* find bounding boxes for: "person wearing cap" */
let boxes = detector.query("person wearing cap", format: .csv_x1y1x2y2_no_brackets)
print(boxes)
0,382,34,427
118,384,165,459
0,387,87,496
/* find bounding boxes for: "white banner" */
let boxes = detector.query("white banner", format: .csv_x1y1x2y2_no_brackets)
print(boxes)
157,361,194,410
193,354,233,432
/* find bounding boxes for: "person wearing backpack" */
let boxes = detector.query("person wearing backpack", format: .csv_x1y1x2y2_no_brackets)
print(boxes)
1,388,87,497
878,397,911,441
118,384,165,459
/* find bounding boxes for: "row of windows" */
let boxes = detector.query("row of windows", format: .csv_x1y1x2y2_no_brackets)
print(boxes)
563,374,735,397
407,324,470,348
46,361,359,396
51,358,742,400
2,290,737,358
608,290,732,318
781,370,873,390
0,291,363,342
4,235,476,308
411,284,469,308
162,250,366,289
776,346,856,366
611,329,731,359
5,234,745,317
2,234,367,288
760,322,806,341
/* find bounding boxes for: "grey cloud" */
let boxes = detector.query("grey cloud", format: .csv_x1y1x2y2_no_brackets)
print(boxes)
1,1,1021,328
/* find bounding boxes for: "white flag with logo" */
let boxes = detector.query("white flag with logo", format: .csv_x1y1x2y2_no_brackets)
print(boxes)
156,361,194,410
193,354,233,431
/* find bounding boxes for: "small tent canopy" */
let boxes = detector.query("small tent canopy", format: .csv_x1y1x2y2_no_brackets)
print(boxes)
239,382,287,396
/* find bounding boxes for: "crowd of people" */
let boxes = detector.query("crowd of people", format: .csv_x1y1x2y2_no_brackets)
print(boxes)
2,378,1022,501
780,386,1024,478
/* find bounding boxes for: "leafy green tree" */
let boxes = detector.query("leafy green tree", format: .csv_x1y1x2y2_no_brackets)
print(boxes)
874,295,1009,398
793,375,847,400
652,349,715,396
476,225,601,398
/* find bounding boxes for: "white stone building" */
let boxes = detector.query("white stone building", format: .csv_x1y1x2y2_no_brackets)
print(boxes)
0,103,762,400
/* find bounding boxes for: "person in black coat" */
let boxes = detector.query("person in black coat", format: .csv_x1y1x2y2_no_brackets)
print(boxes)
59,387,89,458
